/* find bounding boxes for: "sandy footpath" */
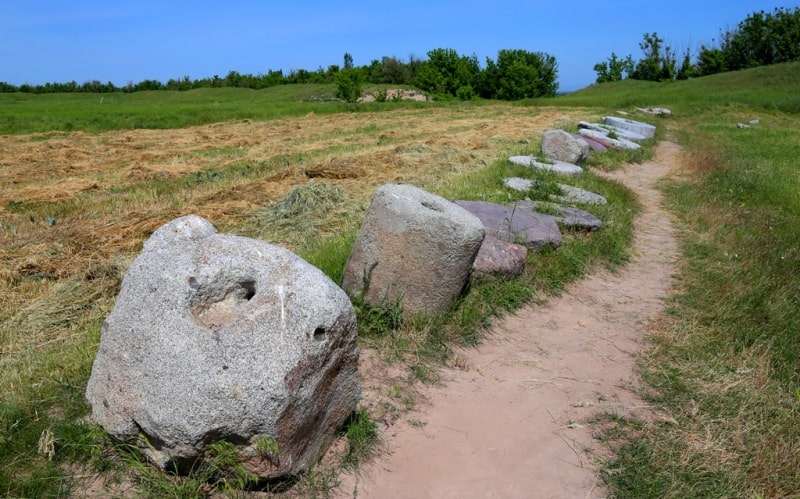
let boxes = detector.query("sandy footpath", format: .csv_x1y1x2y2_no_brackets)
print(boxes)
338,141,681,498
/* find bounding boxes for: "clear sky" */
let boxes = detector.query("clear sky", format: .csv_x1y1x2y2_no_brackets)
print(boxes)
1,1,793,92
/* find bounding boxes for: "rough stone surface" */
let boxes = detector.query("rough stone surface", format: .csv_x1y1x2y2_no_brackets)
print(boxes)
578,129,641,150
508,156,583,176
473,236,528,280
342,184,485,317
603,116,656,139
503,178,607,205
577,121,647,142
85,215,360,479
452,200,562,249
515,200,603,232
540,129,590,164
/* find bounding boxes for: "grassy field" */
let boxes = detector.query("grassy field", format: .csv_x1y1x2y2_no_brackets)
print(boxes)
559,63,800,497
1,86,637,496
1,62,799,497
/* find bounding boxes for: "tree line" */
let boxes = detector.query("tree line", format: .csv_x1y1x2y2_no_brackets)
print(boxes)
0,48,559,101
594,6,800,83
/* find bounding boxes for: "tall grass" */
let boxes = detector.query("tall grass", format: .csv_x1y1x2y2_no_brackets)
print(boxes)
587,63,800,497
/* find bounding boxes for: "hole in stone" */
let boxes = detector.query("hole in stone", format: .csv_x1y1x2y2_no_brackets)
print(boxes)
190,280,257,330
313,327,326,341
421,200,444,212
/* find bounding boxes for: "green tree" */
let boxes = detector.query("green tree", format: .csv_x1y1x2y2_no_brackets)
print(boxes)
593,52,634,83
481,49,558,99
414,48,480,99
631,32,677,81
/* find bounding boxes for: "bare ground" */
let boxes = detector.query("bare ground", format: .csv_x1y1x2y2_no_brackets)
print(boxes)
338,141,681,498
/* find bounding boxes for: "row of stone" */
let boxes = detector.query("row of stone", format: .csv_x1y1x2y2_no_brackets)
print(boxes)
84,113,659,483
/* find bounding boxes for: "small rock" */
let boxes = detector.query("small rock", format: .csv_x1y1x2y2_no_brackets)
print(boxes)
508,156,583,176
637,107,672,116
472,236,528,279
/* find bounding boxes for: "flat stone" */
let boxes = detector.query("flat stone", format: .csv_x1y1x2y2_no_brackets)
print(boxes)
578,129,641,150
577,121,647,142
637,107,671,116
508,156,583,176
472,236,528,279
502,178,607,205
572,133,607,152
603,116,656,139
453,200,562,249
515,200,603,231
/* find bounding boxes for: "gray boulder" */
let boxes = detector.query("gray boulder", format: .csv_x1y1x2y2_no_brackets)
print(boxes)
473,236,528,280
342,184,485,317
452,200,562,249
85,215,360,479
503,177,607,205
540,129,590,164
515,200,603,231
508,156,583,176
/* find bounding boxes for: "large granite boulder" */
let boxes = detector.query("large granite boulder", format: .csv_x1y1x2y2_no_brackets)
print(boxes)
540,129,590,164
85,215,360,480
452,200,562,249
342,184,485,317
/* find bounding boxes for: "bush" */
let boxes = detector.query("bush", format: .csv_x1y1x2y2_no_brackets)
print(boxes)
335,69,363,103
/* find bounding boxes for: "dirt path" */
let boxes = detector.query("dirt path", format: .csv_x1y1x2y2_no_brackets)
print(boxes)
338,141,681,498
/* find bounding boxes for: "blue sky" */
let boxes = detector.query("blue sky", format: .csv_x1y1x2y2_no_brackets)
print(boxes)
1,1,793,92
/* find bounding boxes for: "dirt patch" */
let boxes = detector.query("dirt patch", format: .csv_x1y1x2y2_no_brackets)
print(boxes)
338,142,681,497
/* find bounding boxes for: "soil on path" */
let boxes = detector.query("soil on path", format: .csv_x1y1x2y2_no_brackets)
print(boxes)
338,141,681,498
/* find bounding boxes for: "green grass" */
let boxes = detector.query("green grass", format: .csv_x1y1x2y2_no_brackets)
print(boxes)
3,61,800,496
577,63,800,497
0,84,434,135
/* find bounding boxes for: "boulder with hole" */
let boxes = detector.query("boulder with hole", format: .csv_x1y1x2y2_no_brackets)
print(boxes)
342,184,485,317
85,215,360,480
